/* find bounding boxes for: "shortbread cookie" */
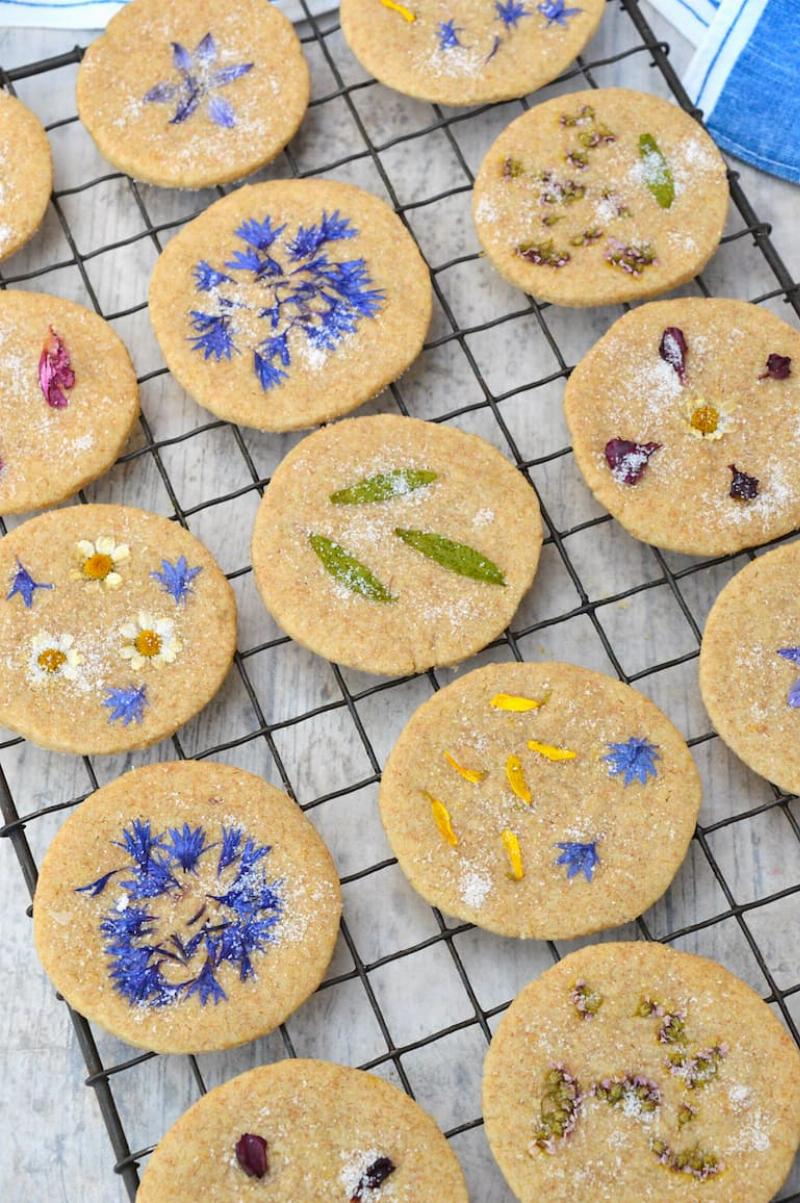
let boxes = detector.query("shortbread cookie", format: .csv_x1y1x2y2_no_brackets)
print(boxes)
149,180,432,431
33,762,341,1054
251,415,542,676
76,0,309,189
564,299,800,556
137,1059,469,1201
0,90,52,262
483,942,800,1202
473,88,728,307
0,290,140,514
379,661,700,938
340,0,605,107
0,504,236,754
700,541,800,796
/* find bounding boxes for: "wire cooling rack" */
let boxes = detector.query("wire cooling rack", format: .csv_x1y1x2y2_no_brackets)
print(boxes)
1,2,799,1200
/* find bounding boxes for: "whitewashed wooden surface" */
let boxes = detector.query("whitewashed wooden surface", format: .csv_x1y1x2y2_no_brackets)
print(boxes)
1,6,799,1201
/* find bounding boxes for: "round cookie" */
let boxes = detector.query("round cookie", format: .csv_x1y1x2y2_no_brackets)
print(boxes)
33,762,341,1054
251,415,542,676
340,0,605,108
0,91,52,263
0,290,140,514
473,88,728,307
379,662,700,938
564,299,800,556
148,180,432,431
76,0,309,190
483,942,800,1202
0,504,236,755
137,1058,469,1201
699,541,800,796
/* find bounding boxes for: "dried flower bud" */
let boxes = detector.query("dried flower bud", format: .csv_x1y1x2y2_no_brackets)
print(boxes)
759,353,791,380
235,1133,269,1179
659,326,688,383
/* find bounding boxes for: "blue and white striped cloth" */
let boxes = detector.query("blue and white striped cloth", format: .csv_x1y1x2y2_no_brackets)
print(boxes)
1,0,797,184
647,0,800,183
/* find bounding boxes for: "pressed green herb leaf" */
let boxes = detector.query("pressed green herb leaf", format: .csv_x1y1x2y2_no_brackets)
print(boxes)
393,528,506,586
330,468,437,505
639,134,675,208
309,535,395,603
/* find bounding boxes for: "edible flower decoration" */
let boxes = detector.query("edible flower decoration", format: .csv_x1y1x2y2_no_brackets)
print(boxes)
555,840,599,882
103,685,148,726
729,464,759,501
351,1156,396,1199
7,560,53,608
682,396,734,441
119,612,181,670
235,1134,269,1180
28,631,82,683
72,537,130,591
39,327,75,409
151,555,202,604
604,438,661,485
759,353,791,380
603,736,660,785
144,33,253,128
776,647,800,708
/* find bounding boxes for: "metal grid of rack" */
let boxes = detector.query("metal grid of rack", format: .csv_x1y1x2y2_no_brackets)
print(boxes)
1,1,799,1198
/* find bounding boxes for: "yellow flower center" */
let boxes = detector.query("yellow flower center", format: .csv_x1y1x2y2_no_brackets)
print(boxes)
38,648,67,674
135,629,162,658
82,552,114,580
689,404,719,435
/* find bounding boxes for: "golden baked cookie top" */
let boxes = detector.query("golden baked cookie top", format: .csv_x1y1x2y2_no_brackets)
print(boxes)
564,298,800,556
483,942,800,1202
76,0,309,189
0,90,52,263
0,504,236,754
340,0,605,106
473,88,729,307
33,761,342,1054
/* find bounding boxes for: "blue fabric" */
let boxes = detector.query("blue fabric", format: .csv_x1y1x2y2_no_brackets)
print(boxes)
703,0,800,182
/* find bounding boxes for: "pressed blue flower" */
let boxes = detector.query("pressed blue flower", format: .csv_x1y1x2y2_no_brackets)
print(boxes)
151,555,203,604
103,684,148,726
186,958,227,1005
193,260,232,292
189,310,236,360
218,825,242,872
6,559,53,608
75,869,120,897
218,911,282,980
556,841,599,882
438,19,464,49
603,737,661,786
121,855,179,900
144,32,253,128
113,819,165,867
236,215,287,251
254,349,289,391
496,0,531,27
537,0,583,24
777,648,800,708
286,210,357,261
165,823,209,872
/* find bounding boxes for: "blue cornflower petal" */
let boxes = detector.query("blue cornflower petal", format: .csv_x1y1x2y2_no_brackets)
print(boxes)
496,0,531,27
211,62,254,87
193,260,232,292
186,959,227,1005
555,841,599,882
7,559,53,608
254,349,288,391
189,311,236,360
151,555,203,604
103,685,147,727
171,41,193,72
208,95,236,128
165,823,209,872
603,737,661,787
236,216,287,251
538,0,582,23
438,19,463,49
218,825,242,872
777,646,800,667
75,869,120,897
170,81,202,125
194,32,217,63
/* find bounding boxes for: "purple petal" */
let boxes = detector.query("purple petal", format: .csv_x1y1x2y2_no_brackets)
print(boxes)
195,32,217,63
235,1134,268,1179
170,84,201,125
777,647,800,667
211,62,254,87
604,438,661,485
171,41,192,72
208,95,235,128
659,326,687,384
760,353,792,380
143,81,178,104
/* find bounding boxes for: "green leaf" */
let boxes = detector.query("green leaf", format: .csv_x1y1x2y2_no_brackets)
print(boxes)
639,134,675,209
330,468,437,505
309,535,395,603
393,529,506,586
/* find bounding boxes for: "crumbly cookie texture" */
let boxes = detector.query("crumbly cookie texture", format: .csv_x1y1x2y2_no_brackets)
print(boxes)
564,298,800,556
473,88,728,307
33,762,342,1054
483,942,800,1202
251,414,542,676
379,661,700,938
0,504,236,754
137,1059,469,1201
148,180,432,431
700,541,800,795
76,0,309,189
340,0,605,107
0,289,140,514
0,90,52,262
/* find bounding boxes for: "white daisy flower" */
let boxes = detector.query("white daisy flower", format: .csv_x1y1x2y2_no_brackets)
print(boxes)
71,537,130,590
29,631,83,683
119,612,181,671
682,397,735,441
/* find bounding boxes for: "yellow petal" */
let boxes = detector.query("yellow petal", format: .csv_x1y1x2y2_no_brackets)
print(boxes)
505,754,532,803
379,0,416,19
527,739,577,762
490,692,548,712
423,791,458,847
502,829,524,881
444,751,487,784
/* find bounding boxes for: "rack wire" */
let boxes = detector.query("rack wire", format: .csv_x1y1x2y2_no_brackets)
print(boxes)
1,1,799,1198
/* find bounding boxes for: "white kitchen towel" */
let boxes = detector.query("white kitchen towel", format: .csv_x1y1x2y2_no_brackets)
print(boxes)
0,0,334,27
